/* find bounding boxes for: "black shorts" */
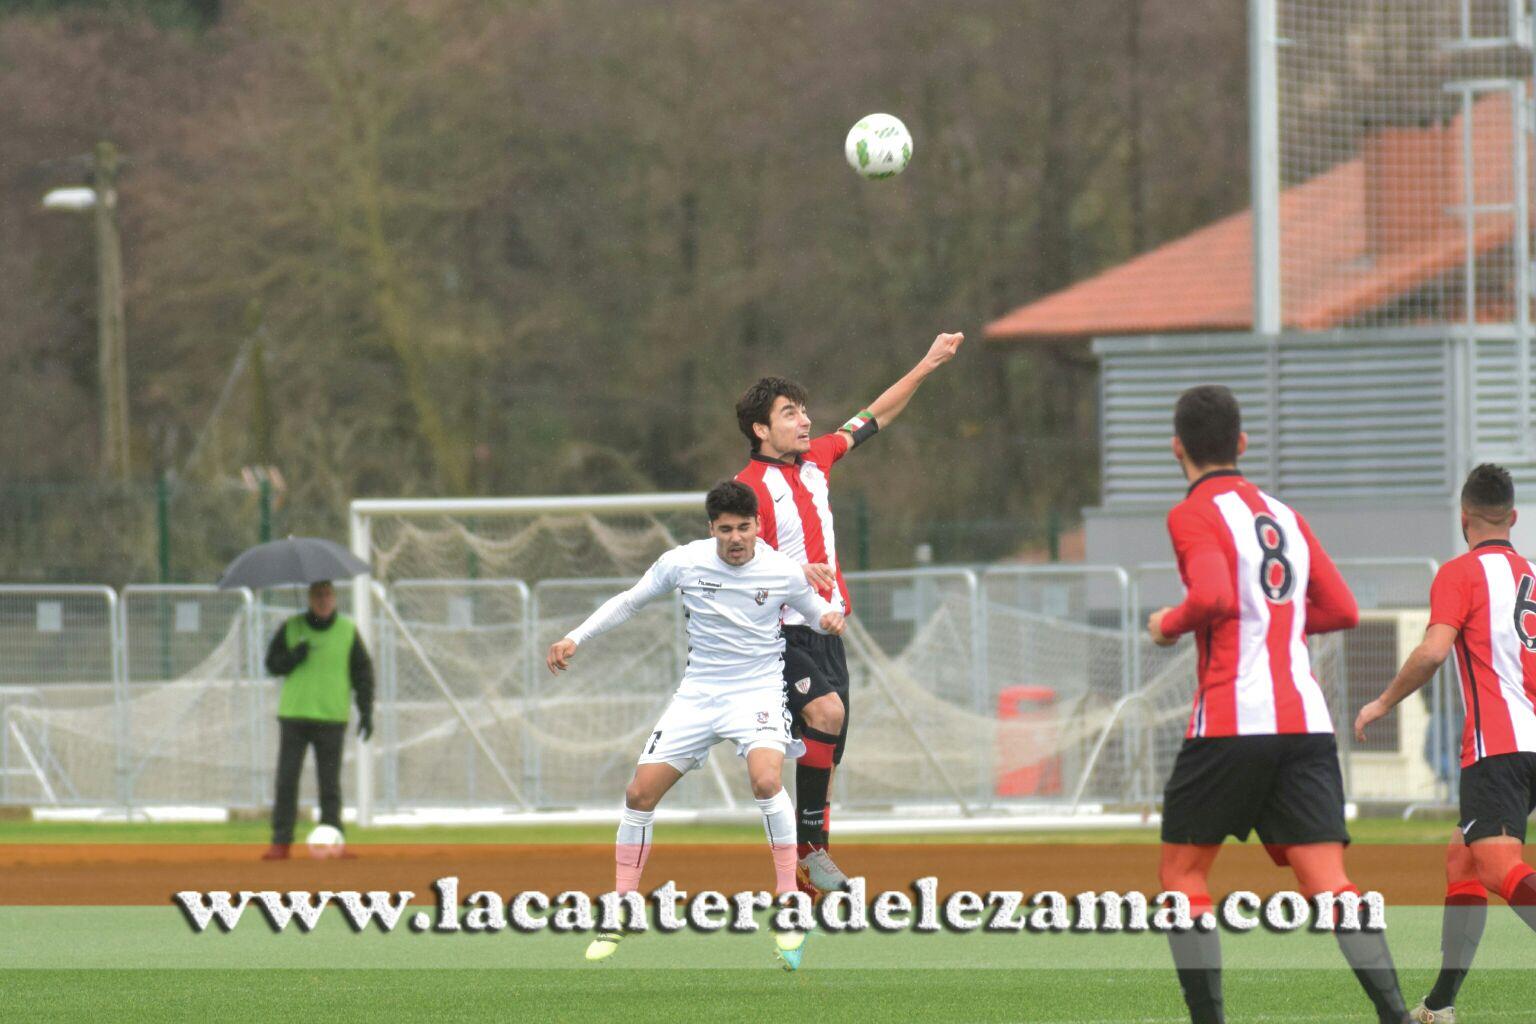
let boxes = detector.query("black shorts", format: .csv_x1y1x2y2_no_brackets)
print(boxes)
1161,733,1350,854
1458,752,1536,844
782,625,851,763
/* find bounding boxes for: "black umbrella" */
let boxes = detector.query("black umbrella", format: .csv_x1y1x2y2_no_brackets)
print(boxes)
217,536,371,591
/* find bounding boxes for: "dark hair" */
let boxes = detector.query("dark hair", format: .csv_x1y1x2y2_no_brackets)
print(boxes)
1461,463,1514,514
736,377,809,453
705,480,758,522
1173,385,1242,468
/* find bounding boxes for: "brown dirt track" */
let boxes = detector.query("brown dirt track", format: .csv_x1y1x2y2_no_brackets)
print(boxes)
0,843,1450,905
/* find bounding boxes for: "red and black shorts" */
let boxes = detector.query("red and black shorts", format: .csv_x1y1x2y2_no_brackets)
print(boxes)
1458,751,1536,844
1161,733,1350,855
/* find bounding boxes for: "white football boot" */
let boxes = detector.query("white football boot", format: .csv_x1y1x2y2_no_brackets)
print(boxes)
796,848,850,898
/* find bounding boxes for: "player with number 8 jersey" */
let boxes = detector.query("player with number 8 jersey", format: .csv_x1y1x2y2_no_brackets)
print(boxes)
1148,386,1412,1024
1162,471,1356,739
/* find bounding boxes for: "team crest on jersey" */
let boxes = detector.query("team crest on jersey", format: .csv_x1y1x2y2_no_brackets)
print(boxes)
793,677,812,694
754,589,769,605
1514,575,1536,651
1253,514,1295,603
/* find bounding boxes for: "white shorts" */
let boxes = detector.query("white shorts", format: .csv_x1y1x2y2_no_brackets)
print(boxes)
637,681,801,773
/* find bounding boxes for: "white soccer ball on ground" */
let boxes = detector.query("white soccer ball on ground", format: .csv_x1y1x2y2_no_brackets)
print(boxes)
845,113,913,179
306,824,345,859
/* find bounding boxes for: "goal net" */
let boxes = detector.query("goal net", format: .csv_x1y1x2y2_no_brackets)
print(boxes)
349,495,1153,826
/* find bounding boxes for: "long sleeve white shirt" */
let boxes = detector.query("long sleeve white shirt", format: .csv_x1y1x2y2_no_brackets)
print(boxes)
565,539,834,690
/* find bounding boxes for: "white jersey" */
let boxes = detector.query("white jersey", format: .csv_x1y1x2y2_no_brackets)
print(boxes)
565,538,834,690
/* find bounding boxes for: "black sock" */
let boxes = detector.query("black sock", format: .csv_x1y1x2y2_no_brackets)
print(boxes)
795,726,839,848
1167,904,1223,1024
1168,932,1223,1022
1426,888,1487,1010
1334,929,1408,1022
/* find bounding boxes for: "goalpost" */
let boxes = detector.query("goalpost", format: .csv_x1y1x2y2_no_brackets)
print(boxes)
346,493,1150,832
348,493,707,826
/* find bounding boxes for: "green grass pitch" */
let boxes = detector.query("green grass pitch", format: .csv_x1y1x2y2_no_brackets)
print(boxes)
7,966,1535,1024
5,816,1533,1022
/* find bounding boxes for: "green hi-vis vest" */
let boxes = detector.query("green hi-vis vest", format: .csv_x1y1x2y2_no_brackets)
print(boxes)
277,613,356,723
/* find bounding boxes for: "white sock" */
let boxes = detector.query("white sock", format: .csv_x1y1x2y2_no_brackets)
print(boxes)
756,789,798,896
615,806,654,894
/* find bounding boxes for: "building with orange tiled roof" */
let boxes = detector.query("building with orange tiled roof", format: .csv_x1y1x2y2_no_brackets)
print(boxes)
986,92,1525,344
983,89,1536,569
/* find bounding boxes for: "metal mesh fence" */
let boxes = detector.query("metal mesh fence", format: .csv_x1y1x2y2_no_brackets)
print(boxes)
0,558,1463,815
380,579,533,809
120,586,260,807
837,569,986,809
979,567,1132,808
1277,0,1531,329
525,578,727,809
0,586,120,806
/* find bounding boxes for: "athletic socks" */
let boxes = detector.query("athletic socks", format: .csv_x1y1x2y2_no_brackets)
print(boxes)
1425,880,1488,1011
795,725,839,850
614,805,654,895
1420,861,1536,1016
1499,862,1536,931
757,788,799,896
1329,886,1409,1023
1166,893,1224,1024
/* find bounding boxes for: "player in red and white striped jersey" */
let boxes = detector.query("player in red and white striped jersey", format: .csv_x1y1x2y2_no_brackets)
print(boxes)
1159,465,1356,740
1357,464,1536,1023
734,331,964,896
1148,386,1410,1024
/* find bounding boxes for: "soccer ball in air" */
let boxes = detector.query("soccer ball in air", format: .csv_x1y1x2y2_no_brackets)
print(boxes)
845,113,912,179
306,824,345,859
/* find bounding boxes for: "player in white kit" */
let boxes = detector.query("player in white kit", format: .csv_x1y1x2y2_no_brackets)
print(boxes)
545,481,845,970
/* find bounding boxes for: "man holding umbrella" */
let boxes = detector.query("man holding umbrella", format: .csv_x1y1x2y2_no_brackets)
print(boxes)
261,580,374,859
218,537,375,861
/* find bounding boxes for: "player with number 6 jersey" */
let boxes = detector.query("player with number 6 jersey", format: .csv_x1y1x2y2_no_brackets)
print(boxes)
1148,386,1411,1024
1356,464,1536,1024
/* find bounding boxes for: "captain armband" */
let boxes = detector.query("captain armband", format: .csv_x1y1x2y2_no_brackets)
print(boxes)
840,409,879,449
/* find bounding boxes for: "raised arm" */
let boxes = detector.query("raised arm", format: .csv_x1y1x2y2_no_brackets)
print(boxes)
839,332,964,448
569,560,677,645
548,555,679,673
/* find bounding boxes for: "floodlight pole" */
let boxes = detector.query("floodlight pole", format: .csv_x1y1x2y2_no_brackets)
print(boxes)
44,144,131,482
91,143,131,482
1249,0,1282,491
1249,0,1281,337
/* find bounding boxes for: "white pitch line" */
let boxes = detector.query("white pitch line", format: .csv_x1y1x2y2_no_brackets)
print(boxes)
988,1007,1536,1024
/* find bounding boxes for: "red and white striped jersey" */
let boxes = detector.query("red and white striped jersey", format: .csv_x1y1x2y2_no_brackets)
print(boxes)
1161,471,1358,739
735,433,851,625
1429,540,1536,766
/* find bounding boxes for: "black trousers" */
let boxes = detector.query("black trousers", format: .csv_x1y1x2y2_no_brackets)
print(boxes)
271,717,346,844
